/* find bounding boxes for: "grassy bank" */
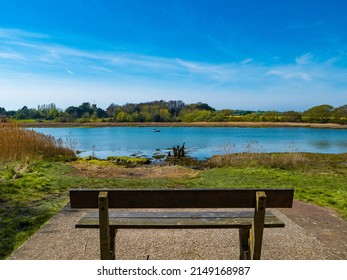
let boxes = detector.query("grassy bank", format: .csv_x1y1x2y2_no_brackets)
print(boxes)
0,153,346,259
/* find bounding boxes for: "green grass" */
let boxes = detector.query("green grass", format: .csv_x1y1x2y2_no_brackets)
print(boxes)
0,153,346,259
187,166,347,218
0,161,75,259
77,156,151,166
106,156,151,165
0,160,184,259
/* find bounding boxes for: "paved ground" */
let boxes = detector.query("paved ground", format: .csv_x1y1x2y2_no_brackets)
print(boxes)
9,200,347,260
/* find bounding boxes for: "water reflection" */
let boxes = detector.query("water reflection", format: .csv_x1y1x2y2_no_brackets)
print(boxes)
310,140,333,150
32,127,347,159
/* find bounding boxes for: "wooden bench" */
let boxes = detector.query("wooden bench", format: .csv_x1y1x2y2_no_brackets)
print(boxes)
69,188,294,260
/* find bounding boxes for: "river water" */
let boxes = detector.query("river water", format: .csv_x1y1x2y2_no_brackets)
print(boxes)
32,126,347,159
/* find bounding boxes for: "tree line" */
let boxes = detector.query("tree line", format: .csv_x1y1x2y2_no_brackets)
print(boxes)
1,101,346,124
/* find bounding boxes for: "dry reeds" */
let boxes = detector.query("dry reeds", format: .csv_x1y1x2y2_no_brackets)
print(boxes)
0,122,75,162
209,152,307,169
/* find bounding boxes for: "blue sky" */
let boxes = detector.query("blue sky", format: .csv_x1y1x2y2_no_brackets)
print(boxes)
0,0,346,111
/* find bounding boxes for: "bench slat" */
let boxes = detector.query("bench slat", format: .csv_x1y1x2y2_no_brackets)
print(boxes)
70,188,294,209
75,211,285,229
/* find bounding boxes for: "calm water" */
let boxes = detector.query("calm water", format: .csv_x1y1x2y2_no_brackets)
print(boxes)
32,126,347,159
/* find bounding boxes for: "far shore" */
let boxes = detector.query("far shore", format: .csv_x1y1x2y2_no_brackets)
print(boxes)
19,121,347,129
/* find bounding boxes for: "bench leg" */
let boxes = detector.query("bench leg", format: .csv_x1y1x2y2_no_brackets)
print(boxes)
239,228,251,260
99,192,113,260
109,228,117,260
250,191,266,260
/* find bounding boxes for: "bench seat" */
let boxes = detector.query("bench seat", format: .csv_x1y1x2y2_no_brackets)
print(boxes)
70,188,294,260
76,211,285,229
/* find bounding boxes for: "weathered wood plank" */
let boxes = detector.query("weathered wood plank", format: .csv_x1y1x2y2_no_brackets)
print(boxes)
70,188,294,209
98,192,112,260
251,191,266,260
77,210,278,219
75,211,285,229
239,228,251,260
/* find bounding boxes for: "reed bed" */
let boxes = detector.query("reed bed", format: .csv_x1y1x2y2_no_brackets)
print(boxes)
209,152,307,169
0,122,75,162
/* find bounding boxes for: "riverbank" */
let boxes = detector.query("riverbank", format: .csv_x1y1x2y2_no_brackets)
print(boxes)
19,121,347,129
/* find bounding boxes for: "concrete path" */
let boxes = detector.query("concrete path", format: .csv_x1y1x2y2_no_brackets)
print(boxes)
9,201,347,260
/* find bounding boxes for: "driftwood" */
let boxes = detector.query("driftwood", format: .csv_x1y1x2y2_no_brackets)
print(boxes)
172,143,185,159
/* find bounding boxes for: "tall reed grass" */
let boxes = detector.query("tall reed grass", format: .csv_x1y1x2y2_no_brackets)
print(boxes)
209,152,306,169
0,122,75,162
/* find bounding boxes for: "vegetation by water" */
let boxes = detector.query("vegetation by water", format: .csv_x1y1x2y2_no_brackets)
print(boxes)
0,123,75,162
1,100,347,124
1,151,346,259
78,155,151,165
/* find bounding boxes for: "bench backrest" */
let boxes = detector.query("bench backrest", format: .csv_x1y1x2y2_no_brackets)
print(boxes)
69,188,294,209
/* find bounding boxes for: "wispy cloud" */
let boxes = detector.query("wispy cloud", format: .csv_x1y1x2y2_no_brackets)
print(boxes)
0,51,27,61
65,69,74,75
1,28,347,110
88,65,113,73
295,53,314,65
265,69,312,81
0,29,237,81
0,28,48,40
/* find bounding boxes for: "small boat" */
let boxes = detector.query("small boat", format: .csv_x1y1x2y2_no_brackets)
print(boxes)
152,129,160,132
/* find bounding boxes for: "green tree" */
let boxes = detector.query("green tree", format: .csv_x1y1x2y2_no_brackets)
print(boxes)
331,105,347,124
0,107,6,115
106,103,119,119
47,108,60,120
159,109,170,122
78,102,93,116
80,112,91,122
302,105,334,123
281,111,302,122
65,106,81,120
16,106,30,119
116,111,128,122
261,111,282,122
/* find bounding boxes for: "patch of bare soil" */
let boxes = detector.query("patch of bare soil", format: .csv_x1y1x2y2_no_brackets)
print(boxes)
70,162,200,179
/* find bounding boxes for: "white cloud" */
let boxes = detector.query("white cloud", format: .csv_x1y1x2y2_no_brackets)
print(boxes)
295,53,314,65
65,69,74,75
1,28,347,111
240,58,253,64
0,51,27,61
88,65,113,73
265,70,312,81
0,28,48,40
